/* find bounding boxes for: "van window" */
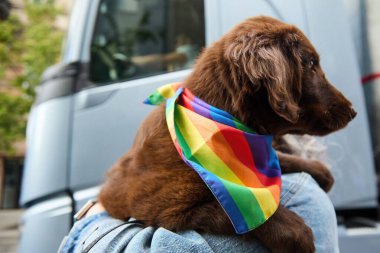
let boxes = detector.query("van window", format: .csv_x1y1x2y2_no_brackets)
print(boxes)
89,0,205,85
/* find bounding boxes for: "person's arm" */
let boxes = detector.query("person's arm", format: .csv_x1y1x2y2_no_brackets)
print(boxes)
131,52,187,68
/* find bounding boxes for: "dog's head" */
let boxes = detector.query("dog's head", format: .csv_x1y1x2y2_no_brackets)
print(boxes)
188,16,356,136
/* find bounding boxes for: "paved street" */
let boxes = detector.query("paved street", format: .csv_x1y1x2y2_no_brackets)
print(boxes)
0,209,23,253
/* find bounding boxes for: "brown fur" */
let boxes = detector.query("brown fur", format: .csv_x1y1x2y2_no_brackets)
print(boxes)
99,16,356,253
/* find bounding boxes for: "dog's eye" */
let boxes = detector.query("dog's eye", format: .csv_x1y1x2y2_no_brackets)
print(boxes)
309,59,316,69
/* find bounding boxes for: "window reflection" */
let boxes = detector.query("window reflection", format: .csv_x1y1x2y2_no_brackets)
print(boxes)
89,0,205,84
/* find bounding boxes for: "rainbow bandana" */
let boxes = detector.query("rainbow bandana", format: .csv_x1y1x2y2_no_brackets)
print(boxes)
144,83,281,234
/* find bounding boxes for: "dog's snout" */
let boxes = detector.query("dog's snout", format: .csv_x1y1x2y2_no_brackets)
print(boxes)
350,107,357,119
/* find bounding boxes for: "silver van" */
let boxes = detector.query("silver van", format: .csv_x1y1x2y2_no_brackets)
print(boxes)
19,0,379,252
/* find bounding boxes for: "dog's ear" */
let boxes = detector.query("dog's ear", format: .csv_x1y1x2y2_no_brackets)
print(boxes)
225,31,302,123
254,39,302,123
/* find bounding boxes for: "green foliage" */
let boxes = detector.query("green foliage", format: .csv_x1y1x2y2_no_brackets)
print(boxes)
0,1,63,154
0,15,23,79
20,2,63,97
0,93,30,153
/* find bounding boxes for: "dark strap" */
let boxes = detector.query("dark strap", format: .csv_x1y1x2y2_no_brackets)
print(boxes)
82,220,144,253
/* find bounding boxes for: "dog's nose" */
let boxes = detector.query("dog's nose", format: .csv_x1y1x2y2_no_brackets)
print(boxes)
350,107,357,119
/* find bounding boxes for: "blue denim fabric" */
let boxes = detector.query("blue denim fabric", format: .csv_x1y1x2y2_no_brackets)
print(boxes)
60,172,338,253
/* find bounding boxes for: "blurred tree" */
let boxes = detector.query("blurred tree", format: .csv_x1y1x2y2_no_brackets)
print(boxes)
0,11,22,79
19,1,63,97
0,0,63,154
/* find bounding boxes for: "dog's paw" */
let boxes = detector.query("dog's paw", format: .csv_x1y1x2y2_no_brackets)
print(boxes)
253,206,315,253
308,160,334,192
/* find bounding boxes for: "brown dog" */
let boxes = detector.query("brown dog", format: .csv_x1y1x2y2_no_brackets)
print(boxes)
99,16,356,253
